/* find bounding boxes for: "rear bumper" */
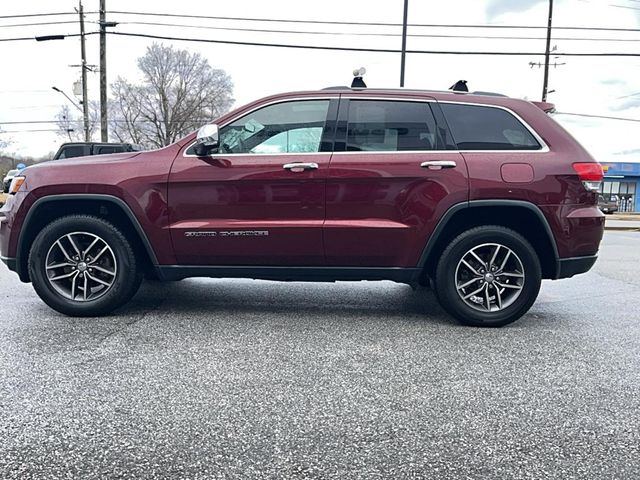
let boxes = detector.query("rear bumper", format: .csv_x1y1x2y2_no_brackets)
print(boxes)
556,254,597,279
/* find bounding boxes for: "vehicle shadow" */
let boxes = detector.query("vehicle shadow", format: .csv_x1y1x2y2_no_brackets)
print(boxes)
119,278,456,326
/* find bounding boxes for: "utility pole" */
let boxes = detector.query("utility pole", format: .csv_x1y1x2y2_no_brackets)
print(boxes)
399,0,409,87
541,0,554,102
99,0,108,141
78,0,90,142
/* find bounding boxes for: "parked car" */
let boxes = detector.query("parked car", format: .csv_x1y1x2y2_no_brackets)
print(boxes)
598,194,618,214
52,142,141,160
2,169,18,193
0,86,605,326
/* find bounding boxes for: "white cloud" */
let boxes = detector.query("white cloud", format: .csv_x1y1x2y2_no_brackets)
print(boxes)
486,0,545,18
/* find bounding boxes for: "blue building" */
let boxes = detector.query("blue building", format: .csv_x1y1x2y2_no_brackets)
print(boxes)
600,162,640,213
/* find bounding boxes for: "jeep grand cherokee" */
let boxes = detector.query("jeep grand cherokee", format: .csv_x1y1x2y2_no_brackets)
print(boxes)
0,87,605,327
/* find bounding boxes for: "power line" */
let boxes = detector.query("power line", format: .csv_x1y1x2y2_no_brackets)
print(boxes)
616,91,640,99
2,9,639,33
0,90,52,93
578,0,640,10
0,35,34,42
8,105,640,126
0,20,89,28
0,32,98,42
2,129,64,133
555,112,640,122
0,12,96,19
608,3,640,10
114,20,640,42
1,27,638,57
4,16,640,42
0,121,61,125
0,119,215,125
1,16,637,42
5,105,62,109
108,30,640,56
110,10,640,32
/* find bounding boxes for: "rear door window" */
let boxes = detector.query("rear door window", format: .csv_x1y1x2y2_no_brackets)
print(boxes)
440,103,541,150
346,100,443,151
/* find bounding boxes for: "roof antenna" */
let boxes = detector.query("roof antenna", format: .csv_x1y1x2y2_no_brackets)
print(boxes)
449,80,468,92
351,67,367,88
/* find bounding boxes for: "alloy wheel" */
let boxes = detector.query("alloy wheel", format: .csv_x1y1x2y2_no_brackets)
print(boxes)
44,232,118,302
454,243,525,312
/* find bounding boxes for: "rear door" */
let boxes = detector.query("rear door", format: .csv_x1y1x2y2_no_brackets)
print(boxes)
324,97,468,267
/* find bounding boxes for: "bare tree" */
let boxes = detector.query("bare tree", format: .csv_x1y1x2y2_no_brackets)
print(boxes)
55,102,99,142
110,43,234,148
0,128,11,150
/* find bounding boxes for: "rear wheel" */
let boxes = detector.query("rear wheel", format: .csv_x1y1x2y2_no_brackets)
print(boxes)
434,226,542,327
28,215,143,316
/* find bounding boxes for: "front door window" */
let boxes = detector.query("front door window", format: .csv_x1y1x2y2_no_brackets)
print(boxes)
219,100,330,154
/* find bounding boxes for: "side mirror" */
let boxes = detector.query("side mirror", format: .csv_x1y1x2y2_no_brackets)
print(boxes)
194,124,219,156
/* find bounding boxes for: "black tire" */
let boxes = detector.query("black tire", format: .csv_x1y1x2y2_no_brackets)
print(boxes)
434,226,542,327
28,215,143,317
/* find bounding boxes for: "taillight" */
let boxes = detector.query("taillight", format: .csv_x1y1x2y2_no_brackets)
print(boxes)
572,163,603,192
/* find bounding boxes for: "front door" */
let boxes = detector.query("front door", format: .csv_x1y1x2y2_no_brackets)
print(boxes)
169,98,336,265
325,97,468,267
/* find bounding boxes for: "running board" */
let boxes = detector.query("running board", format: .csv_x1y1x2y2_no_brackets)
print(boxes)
155,266,420,284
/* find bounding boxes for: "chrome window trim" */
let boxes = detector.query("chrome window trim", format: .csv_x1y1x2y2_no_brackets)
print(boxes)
183,96,337,158
183,94,549,157
330,150,545,156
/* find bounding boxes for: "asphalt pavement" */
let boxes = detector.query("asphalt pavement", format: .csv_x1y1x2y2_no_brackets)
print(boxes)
0,232,639,479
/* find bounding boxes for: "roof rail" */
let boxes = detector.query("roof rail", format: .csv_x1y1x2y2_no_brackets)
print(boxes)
471,91,508,97
320,86,510,98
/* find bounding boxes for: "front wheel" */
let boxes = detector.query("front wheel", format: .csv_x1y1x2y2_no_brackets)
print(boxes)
28,215,143,317
434,226,542,327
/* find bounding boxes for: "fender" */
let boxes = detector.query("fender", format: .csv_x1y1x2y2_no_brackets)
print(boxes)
16,194,159,281
415,199,561,276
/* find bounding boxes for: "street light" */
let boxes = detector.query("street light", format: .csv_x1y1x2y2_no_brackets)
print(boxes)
52,86,83,113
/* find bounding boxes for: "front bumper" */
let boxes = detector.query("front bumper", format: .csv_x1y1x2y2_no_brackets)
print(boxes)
0,255,17,272
556,254,598,279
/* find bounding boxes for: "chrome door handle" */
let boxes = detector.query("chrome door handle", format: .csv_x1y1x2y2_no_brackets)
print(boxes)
420,160,457,170
283,162,319,171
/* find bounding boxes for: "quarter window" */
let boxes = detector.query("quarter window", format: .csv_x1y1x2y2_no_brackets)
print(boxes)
440,103,541,150
346,100,442,152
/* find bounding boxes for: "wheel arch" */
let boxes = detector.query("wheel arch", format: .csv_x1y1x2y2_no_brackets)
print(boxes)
16,194,159,282
417,200,560,283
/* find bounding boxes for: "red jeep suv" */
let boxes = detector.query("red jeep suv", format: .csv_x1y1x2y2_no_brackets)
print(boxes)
0,87,605,327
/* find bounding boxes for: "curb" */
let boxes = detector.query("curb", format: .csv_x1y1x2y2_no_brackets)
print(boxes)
604,226,640,232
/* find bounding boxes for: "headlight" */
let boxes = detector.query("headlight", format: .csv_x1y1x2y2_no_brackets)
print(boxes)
8,176,26,194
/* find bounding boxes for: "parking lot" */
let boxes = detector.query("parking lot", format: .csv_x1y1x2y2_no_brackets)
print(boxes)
0,231,638,479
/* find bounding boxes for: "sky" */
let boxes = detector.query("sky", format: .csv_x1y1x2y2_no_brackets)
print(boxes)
0,0,639,162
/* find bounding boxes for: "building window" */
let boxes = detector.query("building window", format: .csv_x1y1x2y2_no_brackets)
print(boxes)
601,180,636,212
